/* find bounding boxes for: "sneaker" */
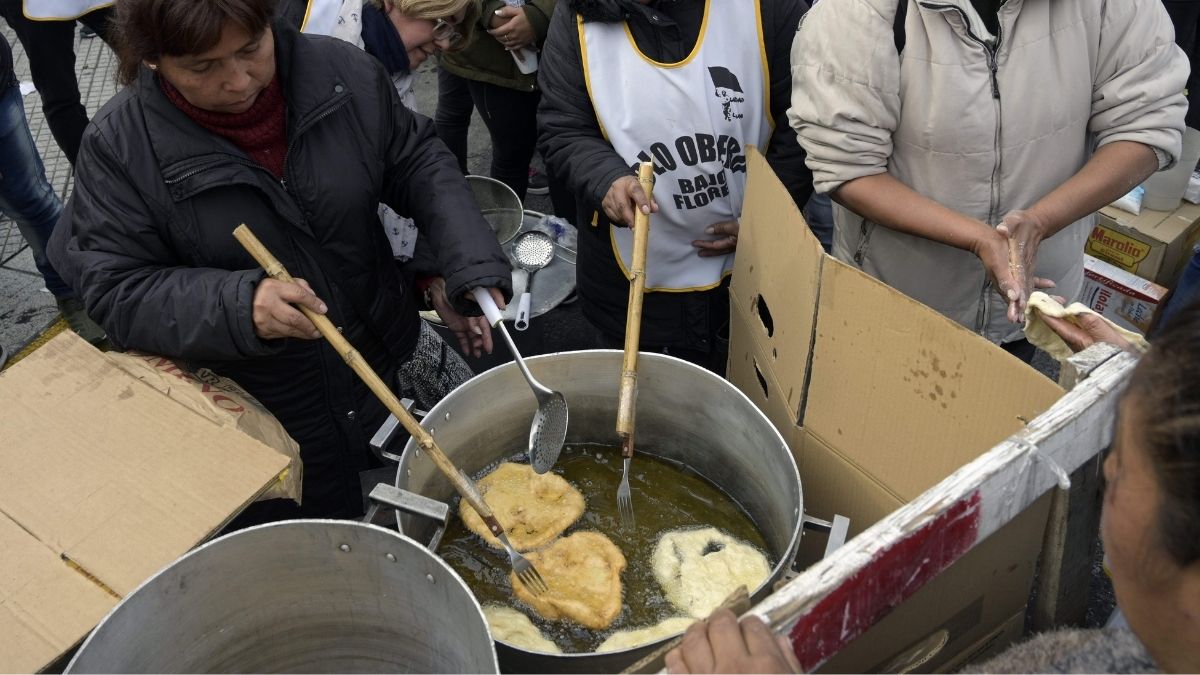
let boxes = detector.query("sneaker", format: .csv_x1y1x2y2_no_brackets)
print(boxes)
56,296,107,345
80,25,98,38
527,167,549,195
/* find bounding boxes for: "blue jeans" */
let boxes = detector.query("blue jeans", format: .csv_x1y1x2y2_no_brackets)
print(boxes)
0,84,71,297
803,191,834,253
1155,245,1200,334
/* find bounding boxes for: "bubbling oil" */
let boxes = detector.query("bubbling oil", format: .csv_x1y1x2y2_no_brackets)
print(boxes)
437,444,773,654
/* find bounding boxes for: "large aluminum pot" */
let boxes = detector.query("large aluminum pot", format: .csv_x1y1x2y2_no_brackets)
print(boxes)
395,350,802,673
67,520,498,674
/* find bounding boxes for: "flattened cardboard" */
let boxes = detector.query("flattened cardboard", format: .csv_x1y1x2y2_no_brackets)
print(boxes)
805,258,1064,501
730,150,1064,670
0,332,290,672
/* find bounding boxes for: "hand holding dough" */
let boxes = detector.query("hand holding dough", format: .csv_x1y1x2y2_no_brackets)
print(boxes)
459,462,586,551
512,531,627,630
1024,291,1148,360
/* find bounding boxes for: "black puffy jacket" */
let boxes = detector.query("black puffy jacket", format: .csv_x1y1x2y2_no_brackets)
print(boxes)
537,0,812,350
49,23,511,517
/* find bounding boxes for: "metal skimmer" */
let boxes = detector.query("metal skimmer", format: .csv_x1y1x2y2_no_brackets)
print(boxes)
512,231,554,331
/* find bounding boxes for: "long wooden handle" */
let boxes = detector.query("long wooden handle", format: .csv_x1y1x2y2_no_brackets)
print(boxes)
232,225,502,532
616,162,655,453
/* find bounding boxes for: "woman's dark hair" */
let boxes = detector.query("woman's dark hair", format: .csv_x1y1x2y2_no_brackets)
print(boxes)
113,0,278,84
1127,296,1200,567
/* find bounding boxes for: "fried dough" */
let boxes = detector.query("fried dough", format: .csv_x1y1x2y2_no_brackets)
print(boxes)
511,531,627,630
482,605,562,653
596,616,697,652
459,462,585,551
652,527,770,619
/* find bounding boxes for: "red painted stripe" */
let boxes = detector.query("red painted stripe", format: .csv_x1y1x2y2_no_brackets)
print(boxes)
788,491,982,672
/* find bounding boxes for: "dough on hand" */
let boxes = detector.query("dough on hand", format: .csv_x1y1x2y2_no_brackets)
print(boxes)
596,617,696,653
652,527,770,619
512,531,627,630
482,605,562,653
460,462,585,551
1025,291,1148,360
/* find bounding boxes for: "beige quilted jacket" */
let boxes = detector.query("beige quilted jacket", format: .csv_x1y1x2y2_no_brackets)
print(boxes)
789,0,1187,343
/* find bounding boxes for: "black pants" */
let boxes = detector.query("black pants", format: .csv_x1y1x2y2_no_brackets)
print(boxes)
1164,0,1200,129
435,68,539,199
0,0,114,164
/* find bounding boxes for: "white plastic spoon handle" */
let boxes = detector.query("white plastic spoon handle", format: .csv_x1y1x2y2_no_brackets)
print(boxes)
472,287,504,326
514,292,532,330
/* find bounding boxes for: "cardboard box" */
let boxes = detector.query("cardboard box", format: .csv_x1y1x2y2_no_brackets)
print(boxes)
0,332,291,673
729,152,1064,671
1089,203,1200,287
1079,254,1169,334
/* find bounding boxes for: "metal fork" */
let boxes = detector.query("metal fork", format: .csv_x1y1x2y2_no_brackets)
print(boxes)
459,471,549,595
617,447,635,527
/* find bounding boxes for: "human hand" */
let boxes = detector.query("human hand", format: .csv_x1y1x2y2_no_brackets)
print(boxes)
1037,312,1136,354
665,609,801,675
430,278,494,358
488,6,534,50
972,225,1054,323
693,220,740,257
996,209,1048,323
602,175,658,227
252,277,327,340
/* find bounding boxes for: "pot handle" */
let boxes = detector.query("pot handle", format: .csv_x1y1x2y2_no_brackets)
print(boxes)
802,513,851,559
364,483,451,551
368,398,428,463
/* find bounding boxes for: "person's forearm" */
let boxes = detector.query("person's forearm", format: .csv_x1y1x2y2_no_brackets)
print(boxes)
832,172,994,253
1026,141,1159,237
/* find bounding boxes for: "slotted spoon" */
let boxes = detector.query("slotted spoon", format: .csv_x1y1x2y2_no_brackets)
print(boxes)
512,230,554,331
472,287,568,474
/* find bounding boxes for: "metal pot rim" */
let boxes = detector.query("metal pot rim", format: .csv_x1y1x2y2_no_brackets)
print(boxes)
67,519,500,673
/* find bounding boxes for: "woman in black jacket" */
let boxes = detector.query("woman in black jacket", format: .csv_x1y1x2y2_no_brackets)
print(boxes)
48,0,511,520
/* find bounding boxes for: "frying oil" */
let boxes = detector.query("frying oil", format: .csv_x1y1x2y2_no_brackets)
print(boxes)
437,444,772,653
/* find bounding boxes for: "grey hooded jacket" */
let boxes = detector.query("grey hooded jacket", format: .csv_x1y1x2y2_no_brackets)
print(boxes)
790,0,1187,343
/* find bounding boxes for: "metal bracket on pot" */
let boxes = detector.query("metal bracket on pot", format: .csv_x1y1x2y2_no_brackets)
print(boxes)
369,398,427,463
364,483,451,551
802,514,851,558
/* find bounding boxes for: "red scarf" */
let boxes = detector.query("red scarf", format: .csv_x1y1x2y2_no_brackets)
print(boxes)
160,75,288,179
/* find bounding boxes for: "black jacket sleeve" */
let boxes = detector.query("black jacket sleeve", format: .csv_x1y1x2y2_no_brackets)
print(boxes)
47,127,278,361
763,0,813,210
536,3,634,211
374,65,513,314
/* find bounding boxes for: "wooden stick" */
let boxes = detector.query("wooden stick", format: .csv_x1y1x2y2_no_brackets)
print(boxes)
620,586,751,674
616,161,655,456
232,225,508,539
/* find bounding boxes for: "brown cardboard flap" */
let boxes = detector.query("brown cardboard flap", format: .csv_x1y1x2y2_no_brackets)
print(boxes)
729,149,824,416
804,259,1064,501
0,332,290,672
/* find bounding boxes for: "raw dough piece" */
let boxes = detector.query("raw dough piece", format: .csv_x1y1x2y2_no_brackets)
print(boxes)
482,605,562,653
1025,292,1148,360
512,531,627,630
596,617,696,652
460,462,585,551
652,527,770,619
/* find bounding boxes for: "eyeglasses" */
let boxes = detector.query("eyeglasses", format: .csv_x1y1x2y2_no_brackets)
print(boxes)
432,17,463,46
